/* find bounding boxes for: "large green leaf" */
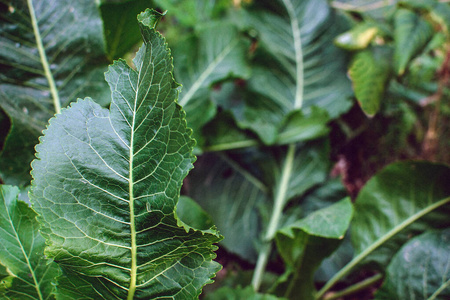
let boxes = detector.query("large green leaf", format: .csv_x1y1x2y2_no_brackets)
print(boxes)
0,0,111,185
30,10,221,299
394,8,434,75
242,0,352,118
375,228,450,300
274,198,353,300
318,161,450,298
0,185,60,299
351,161,450,261
348,47,391,116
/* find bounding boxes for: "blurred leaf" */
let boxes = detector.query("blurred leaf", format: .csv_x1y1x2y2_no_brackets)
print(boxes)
348,47,391,116
177,196,216,231
30,10,221,299
276,108,330,145
394,8,434,75
242,0,352,119
334,22,379,50
0,0,111,185
188,154,268,262
100,0,152,60
204,286,286,300
173,22,250,143
154,0,231,27
351,161,450,266
274,198,353,299
0,185,60,299
375,229,450,300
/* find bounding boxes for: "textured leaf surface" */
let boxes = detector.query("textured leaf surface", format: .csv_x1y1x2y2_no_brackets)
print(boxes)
394,8,434,75
351,161,450,265
0,0,110,185
0,185,60,299
375,229,450,300
30,10,221,299
348,47,391,116
274,198,353,299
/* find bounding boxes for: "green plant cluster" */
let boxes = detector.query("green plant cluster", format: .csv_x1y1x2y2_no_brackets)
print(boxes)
0,0,449,299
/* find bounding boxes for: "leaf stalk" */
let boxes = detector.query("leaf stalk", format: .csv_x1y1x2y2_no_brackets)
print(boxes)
27,0,61,114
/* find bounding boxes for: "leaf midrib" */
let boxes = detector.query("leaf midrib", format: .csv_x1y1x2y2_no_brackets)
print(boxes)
27,0,61,114
178,37,239,106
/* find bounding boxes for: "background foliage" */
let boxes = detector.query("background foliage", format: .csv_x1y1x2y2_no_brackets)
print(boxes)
0,0,449,299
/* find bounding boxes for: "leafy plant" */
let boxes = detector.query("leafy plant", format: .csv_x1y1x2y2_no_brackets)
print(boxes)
1,0,449,299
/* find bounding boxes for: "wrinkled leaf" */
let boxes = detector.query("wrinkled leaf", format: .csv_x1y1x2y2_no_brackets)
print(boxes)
0,185,60,299
0,0,111,185
394,8,434,75
375,228,450,300
274,198,353,299
30,10,221,299
348,47,391,117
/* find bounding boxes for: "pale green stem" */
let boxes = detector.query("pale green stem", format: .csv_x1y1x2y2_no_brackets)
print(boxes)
323,273,383,300
251,144,296,291
428,279,450,300
204,139,259,152
281,0,304,109
316,197,450,299
27,0,61,114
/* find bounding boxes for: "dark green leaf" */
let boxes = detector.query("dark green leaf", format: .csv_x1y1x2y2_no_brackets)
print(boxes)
188,154,268,262
0,185,60,299
174,21,250,141
274,198,353,299
30,10,221,299
243,0,352,119
394,8,434,75
100,0,152,60
204,286,286,300
0,0,111,185
176,196,215,231
375,229,450,300
348,47,391,117
352,161,450,266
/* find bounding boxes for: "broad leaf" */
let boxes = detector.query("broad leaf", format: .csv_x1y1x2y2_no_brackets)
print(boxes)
0,0,111,185
375,229,450,300
394,8,434,75
0,185,60,299
351,161,450,263
348,47,391,116
318,161,450,297
274,198,353,300
241,0,352,118
30,10,221,299
187,154,268,262
173,21,250,144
